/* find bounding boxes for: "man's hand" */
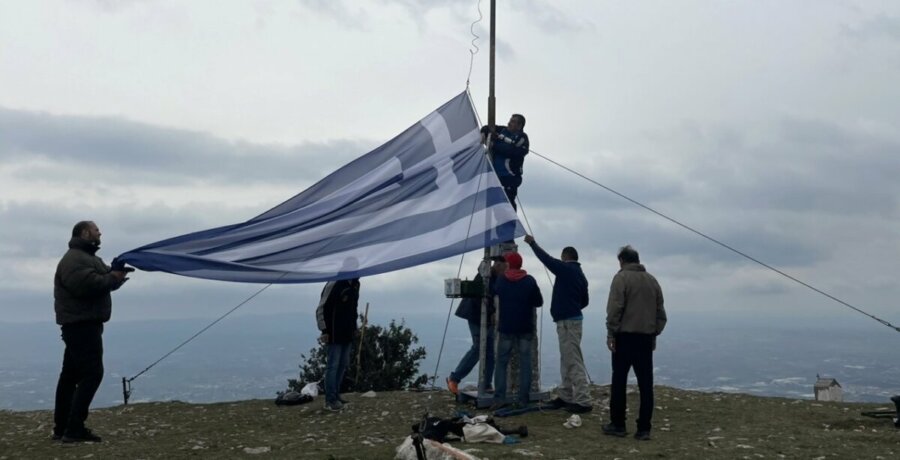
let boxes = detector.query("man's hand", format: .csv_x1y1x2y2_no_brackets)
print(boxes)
110,271,128,282
607,337,616,353
318,333,329,345
524,234,535,245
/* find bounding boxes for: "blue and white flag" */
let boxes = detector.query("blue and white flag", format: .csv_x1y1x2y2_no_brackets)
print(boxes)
118,91,524,283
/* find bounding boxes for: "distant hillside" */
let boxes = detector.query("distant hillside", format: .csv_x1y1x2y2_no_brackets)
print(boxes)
1,385,897,459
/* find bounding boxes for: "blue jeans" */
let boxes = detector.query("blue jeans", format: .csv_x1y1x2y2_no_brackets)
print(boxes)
450,321,495,387
324,342,352,404
494,332,533,405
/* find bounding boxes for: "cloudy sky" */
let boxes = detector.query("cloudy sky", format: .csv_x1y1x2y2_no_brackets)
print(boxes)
1,0,899,341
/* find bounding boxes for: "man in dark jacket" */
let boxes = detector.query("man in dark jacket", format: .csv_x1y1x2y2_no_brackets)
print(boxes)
447,256,507,395
491,252,543,409
481,114,529,210
523,235,591,413
53,221,130,443
603,245,666,441
316,277,360,411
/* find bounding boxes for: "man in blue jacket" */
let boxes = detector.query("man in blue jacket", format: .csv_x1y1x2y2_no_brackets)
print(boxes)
482,114,529,210
523,235,591,413
491,252,543,409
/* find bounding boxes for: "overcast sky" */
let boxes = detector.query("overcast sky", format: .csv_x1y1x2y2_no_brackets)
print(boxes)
1,0,899,343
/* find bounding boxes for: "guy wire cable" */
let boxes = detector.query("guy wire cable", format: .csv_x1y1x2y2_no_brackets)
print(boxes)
527,147,900,335
122,276,283,403
430,158,487,389
514,195,548,368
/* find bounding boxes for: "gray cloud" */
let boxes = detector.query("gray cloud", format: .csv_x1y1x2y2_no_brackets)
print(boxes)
0,107,370,187
296,0,591,35
842,13,900,42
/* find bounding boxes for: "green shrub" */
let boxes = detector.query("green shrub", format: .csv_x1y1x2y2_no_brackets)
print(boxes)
289,317,428,392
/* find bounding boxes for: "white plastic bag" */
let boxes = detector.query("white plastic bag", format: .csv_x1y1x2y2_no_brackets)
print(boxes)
300,381,319,397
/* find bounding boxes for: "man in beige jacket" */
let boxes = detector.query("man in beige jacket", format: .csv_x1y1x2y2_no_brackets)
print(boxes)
603,245,666,441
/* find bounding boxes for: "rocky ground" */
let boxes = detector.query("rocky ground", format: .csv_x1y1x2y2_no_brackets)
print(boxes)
1,385,898,459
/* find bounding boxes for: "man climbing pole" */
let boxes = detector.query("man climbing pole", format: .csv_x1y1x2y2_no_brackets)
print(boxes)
482,113,529,210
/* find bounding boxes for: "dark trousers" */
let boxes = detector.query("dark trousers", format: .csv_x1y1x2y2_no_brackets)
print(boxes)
54,322,104,435
499,175,522,210
609,332,655,432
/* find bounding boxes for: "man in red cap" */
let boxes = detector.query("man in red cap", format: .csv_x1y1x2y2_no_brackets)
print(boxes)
491,252,543,409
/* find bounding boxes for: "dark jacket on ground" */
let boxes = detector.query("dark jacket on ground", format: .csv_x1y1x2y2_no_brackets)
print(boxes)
316,279,360,344
454,273,496,325
54,237,123,325
493,274,543,335
527,241,589,322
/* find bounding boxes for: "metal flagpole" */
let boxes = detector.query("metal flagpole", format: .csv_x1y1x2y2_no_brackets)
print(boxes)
476,0,497,407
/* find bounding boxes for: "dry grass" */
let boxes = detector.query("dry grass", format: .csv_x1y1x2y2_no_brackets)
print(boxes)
1,385,898,459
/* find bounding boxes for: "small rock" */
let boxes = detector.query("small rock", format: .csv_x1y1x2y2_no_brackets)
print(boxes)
381,411,390,416
243,447,271,454
361,391,377,398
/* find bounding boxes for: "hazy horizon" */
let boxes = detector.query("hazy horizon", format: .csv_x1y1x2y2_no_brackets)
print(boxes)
2,310,896,412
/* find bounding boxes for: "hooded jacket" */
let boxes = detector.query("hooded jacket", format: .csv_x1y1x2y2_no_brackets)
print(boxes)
606,263,666,338
527,241,589,322
54,237,123,325
493,273,543,335
316,279,360,344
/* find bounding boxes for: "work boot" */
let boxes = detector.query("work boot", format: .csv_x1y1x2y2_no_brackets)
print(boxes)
324,401,343,412
61,428,102,443
545,397,567,409
565,402,593,414
634,430,652,441
601,423,627,437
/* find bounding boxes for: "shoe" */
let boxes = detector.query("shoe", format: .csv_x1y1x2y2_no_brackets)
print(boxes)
634,430,652,441
489,401,509,412
565,403,593,414
545,397,567,409
446,377,459,395
324,401,343,412
601,423,627,438
51,433,63,441
61,428,102,443
338,397,350,404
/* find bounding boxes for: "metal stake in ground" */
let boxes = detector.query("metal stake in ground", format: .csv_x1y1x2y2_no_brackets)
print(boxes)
355,302,370,386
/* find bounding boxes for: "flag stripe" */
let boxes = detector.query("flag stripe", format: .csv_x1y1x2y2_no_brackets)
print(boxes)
118,91,524,283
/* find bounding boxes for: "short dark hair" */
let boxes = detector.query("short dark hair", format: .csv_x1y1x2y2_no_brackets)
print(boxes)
617,245,640,264
72,221,94,238
512,113,526,128
561,246,579,261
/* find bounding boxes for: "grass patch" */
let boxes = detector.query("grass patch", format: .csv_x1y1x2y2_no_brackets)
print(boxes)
1,385,897,458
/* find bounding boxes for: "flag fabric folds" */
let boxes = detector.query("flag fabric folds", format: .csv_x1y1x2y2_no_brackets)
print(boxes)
118,91,524,283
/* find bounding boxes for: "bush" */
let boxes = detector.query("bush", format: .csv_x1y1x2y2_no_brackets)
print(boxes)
289,317,428,393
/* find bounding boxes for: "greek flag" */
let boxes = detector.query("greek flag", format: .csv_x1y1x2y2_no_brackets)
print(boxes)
118,91,524,283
